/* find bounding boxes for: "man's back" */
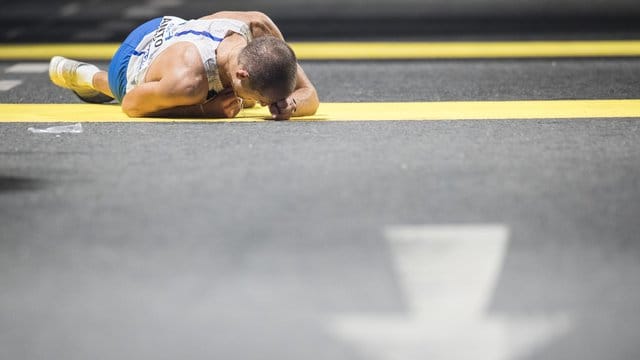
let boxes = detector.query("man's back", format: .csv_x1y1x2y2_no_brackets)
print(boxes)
144,42,209,104
127,17,251,95
120,17,253,117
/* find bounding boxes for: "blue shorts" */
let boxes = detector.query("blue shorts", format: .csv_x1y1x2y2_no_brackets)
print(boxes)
108,17,163,103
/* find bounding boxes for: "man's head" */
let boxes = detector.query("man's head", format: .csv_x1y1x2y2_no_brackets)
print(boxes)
233,36,298,105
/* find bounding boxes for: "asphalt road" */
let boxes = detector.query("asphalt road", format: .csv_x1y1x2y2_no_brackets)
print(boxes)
1,59,640,359
4,59,640,103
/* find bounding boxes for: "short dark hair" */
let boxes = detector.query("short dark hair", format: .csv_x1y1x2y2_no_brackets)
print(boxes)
238,36,298,101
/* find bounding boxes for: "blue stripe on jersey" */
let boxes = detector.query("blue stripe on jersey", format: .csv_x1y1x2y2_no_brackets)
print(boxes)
174,30,224,42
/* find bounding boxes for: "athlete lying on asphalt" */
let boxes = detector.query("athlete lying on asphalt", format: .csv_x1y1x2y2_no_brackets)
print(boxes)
49,11,319,120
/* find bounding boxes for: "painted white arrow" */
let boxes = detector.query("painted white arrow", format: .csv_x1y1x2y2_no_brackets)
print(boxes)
329,225,571,360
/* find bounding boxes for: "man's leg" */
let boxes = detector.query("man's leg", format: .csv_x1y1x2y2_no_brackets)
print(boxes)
51,17,165,104
92,71,114,98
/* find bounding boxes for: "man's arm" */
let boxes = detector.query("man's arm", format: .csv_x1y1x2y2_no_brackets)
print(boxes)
144,88,243,118
199,11,284,39
270,64,319,120
121,73,207,117
200,11,319,119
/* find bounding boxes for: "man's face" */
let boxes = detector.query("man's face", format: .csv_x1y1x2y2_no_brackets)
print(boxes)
232,79,273,106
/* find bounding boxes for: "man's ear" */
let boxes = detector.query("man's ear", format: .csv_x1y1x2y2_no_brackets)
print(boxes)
236,69,250,80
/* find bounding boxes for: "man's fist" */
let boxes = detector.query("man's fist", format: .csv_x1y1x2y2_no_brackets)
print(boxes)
202,88,243,118
269,97,297,120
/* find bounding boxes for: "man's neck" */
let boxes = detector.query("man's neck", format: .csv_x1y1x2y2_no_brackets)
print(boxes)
217,35,246,88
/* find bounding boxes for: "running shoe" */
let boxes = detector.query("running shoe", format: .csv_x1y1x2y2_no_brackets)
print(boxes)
49,56,114,104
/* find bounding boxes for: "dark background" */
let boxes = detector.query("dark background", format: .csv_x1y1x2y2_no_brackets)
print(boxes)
3,0,640,42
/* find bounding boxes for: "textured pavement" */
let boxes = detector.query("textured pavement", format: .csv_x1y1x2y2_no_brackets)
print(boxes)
2,57,640,359
4,59,640,103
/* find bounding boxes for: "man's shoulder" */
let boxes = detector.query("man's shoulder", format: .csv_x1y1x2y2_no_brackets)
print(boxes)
149,42,206,81
159,42,202,66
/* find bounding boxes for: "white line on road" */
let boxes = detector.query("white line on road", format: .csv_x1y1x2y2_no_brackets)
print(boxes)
329,224,571,360
0,80,22,91
59,3,80,17
5,63,49,74
124,0,182,19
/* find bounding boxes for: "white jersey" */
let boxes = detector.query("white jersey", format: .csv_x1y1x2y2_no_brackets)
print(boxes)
126,16,252,95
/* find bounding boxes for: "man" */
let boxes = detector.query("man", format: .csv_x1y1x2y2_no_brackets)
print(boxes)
49,11,319,120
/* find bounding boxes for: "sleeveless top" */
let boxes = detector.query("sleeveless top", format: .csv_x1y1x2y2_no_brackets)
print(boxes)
125,16,252,97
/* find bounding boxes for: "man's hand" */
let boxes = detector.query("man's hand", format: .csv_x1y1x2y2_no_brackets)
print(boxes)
269,97,297,120
201,88,243,118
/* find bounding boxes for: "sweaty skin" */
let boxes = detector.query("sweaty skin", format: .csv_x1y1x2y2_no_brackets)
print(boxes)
118,11,319,119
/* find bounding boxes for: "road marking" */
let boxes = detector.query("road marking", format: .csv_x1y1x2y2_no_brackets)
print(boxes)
2,40,640,60
59,3,80,17
148,0,183,5
294,40,640,60
5,63,49,73
0,80,22,91
124,6,161,19
329,225,570,360
0,100,639,122
0,44,119,61
125,0,182,19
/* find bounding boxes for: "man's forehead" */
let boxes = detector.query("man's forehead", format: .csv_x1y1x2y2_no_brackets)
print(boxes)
239,84,286,104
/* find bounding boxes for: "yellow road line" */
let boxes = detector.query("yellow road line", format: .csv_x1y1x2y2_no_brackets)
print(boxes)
1,44,119,61
293,41,640,59
1,100,639,122
2,41,640,60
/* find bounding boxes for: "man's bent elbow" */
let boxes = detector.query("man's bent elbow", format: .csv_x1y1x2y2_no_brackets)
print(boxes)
303,92,320,116
121,95,163,117
121,101,146,118
124,109,144,118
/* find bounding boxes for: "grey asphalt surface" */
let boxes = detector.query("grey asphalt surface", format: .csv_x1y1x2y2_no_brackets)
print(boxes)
4,59,640,103
1,57,640,360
